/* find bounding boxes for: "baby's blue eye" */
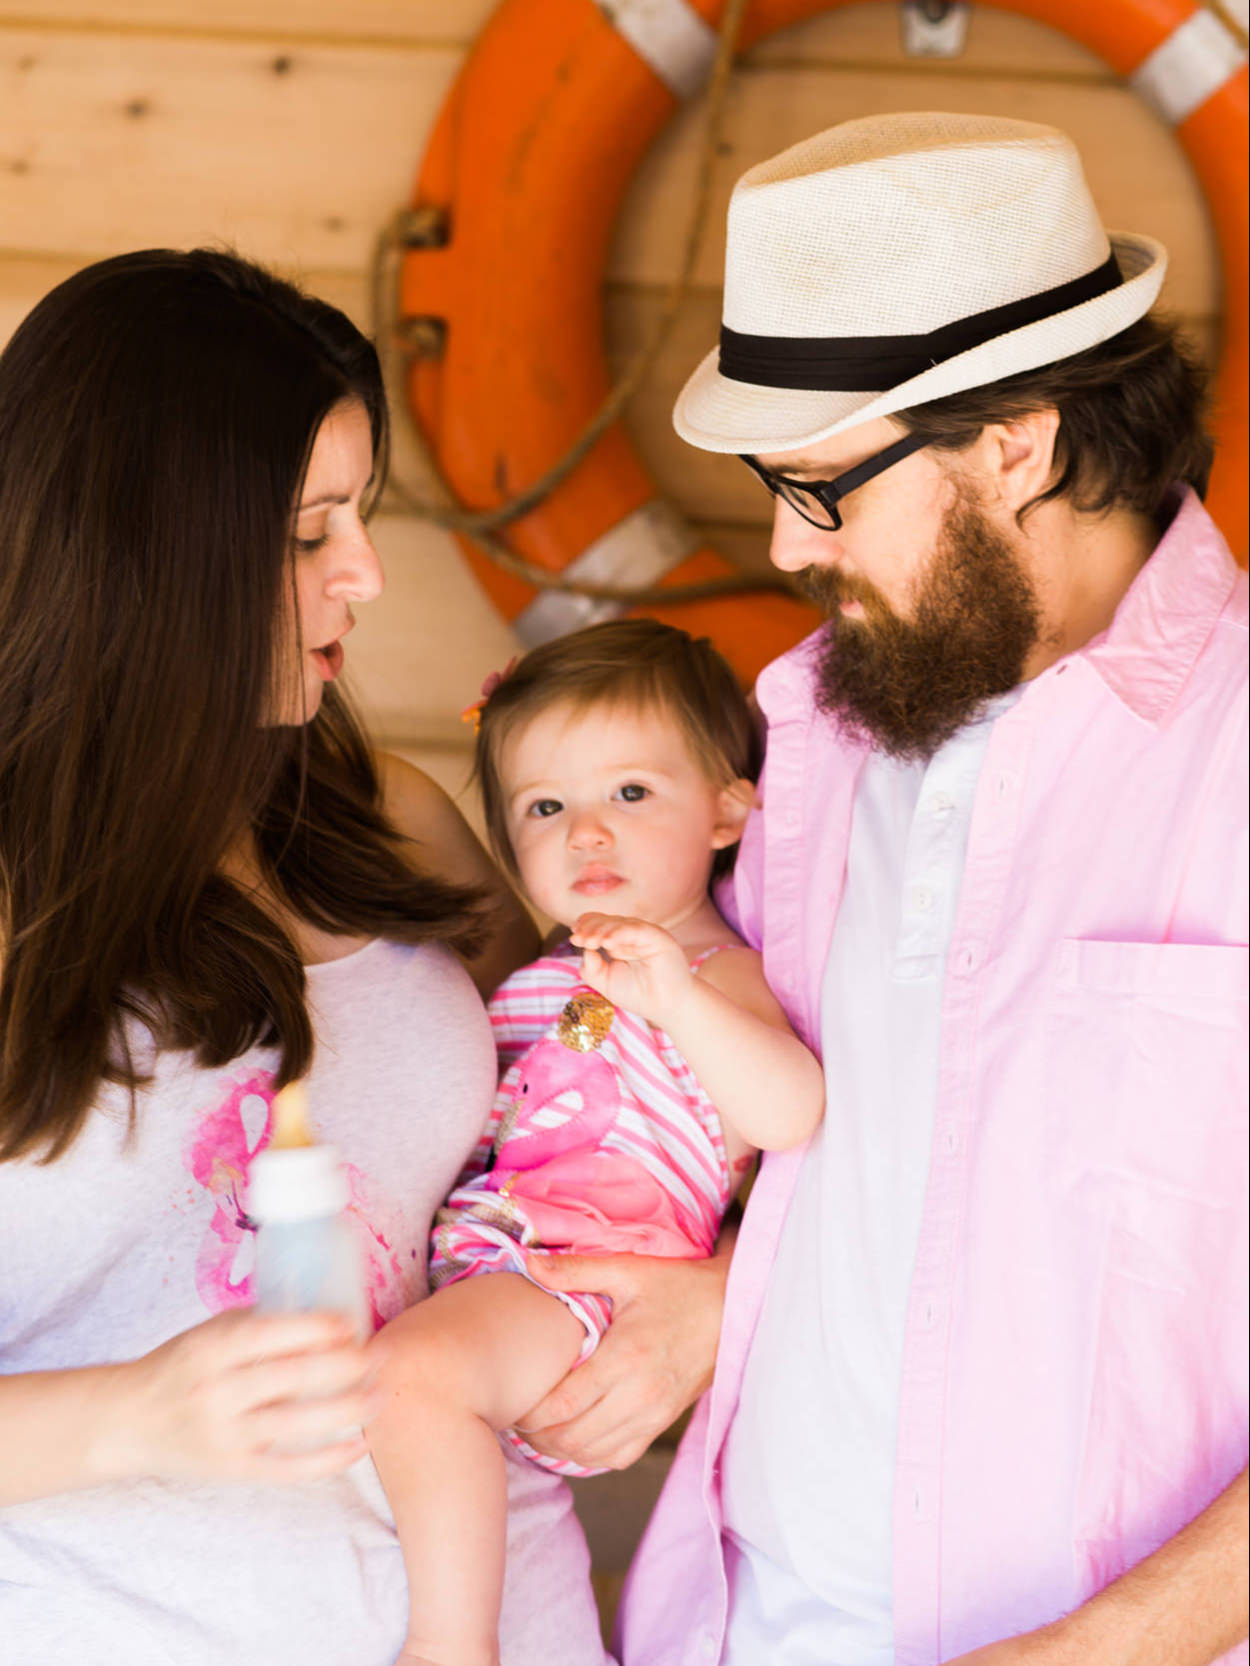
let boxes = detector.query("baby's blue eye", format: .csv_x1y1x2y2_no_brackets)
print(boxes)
529,798,563,818
617,783,649,802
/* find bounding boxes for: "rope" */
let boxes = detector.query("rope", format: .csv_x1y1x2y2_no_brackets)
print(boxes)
371,0,799,607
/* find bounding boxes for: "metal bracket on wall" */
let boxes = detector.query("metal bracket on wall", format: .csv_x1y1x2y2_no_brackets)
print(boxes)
899,0,971,57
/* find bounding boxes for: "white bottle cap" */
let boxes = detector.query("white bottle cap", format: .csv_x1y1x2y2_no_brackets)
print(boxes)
247,1143,350,1224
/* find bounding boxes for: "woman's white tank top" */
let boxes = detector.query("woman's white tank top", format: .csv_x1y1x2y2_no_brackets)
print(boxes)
0,938,608,1665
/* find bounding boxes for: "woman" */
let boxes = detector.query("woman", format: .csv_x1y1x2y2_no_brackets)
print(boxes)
0,248,614,1665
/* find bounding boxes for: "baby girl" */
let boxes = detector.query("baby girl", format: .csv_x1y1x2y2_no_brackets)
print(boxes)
370,619,823,1665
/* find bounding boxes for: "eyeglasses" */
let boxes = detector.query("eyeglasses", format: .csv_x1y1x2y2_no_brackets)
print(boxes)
740,432,929,531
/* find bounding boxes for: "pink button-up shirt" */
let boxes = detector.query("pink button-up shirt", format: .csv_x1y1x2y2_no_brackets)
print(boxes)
619,490,1249,1666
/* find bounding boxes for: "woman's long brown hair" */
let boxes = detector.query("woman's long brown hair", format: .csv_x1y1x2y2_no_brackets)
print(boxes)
0,249,483,1163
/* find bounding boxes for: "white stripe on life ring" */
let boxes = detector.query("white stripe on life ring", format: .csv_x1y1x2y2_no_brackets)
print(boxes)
600,0,719,101
1130,9,1247,127
513,498,697,644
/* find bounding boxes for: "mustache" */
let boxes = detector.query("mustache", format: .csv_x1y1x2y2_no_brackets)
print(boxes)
796,562,893,622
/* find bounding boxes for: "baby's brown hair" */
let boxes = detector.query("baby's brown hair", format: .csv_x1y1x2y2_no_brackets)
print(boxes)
474,620,761,884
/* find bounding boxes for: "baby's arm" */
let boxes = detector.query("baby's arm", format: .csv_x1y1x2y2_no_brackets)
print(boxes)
367,1274,584,1666
572,915,823,1152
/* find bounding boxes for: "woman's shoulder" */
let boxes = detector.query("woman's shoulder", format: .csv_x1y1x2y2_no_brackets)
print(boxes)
375,752,479,862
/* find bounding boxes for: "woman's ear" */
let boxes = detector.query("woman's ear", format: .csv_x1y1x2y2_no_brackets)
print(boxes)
984,408,1061,514
711,777,758,850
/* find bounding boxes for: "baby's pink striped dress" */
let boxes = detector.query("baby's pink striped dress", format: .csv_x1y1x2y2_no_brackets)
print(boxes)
430,948,734,1476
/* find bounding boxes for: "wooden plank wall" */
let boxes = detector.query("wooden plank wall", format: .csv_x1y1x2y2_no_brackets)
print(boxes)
1,0,1235,812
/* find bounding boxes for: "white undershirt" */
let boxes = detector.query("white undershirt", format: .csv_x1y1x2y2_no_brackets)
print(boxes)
720,698,1013,1666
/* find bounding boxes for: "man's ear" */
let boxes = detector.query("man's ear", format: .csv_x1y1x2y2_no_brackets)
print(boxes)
711,777,758,850
985,408,1061,515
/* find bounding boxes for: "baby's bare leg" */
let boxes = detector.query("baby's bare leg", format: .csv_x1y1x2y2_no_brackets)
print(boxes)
368,1273,586,1666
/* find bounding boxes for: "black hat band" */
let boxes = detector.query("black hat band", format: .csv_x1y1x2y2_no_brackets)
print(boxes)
717,250,1124,392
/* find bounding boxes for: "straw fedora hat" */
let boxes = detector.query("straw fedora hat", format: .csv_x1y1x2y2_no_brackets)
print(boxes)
673,111,1166,456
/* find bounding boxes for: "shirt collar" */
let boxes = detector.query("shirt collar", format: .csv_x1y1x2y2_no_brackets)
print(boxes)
754,628,826,726
1076,488,1240,725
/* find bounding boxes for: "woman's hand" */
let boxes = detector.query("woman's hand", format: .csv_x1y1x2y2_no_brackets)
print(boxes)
570,913,692,1029
96,1309,380,1487
514,1240,732,1471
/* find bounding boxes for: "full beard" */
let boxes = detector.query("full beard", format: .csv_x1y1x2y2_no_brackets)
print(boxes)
799,493,1043,761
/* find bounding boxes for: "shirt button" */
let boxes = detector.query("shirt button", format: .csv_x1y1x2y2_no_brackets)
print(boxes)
910,884,935,913
701,1633,718,1658
928,792,955,815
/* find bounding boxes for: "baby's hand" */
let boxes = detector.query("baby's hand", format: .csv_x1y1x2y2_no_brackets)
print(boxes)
570,914,693,1028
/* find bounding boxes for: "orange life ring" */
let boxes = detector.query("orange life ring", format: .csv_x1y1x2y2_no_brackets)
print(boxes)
401,0,1248,684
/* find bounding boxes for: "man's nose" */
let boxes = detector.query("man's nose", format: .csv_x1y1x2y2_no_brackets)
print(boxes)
769,499,839,574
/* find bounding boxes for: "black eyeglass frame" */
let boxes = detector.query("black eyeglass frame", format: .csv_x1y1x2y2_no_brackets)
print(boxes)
740,432,929,531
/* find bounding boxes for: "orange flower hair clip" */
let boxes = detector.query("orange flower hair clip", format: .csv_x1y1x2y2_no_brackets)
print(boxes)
461,657,518,735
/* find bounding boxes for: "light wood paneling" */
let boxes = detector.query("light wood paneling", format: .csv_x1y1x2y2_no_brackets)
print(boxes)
0,0,493,45
11,1,1242,57
0,28,458,271
0,22,1221,308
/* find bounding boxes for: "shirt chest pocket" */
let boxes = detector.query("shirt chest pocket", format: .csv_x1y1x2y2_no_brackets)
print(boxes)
1046,940,1249,1593
1049,938,1248,1215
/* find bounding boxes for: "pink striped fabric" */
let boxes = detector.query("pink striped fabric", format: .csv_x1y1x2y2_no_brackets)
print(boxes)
430,950,734,1476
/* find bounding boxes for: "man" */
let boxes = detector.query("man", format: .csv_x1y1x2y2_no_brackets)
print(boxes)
609,111,1248,1665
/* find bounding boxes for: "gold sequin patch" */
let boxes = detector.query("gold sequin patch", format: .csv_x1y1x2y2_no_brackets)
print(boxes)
555,992,615,1052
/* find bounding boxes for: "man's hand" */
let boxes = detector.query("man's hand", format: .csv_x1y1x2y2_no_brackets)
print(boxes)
944,1467,1250,1666
514,1244,731,1471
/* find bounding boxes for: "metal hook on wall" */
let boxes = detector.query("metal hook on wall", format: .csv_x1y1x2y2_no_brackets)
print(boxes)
899,0,972,56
